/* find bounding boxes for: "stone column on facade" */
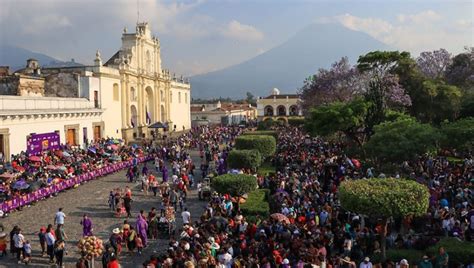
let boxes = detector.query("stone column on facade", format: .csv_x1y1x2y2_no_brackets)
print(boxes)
137,79,143,126
125,77,131,128
141,78,146,125
120,80,127,128
154,83,159,123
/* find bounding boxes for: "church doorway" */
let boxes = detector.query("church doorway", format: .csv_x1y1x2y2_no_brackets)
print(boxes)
130,105,138,138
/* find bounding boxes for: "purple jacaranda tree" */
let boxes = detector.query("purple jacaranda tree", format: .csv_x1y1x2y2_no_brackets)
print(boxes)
416,48,452,80
299,57,366,112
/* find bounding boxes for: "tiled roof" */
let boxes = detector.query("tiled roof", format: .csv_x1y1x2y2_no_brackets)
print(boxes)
104,51,120,66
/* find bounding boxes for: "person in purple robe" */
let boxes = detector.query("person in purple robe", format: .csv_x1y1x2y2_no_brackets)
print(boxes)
136,210,148,247
162,166,168,183
80,214,93,236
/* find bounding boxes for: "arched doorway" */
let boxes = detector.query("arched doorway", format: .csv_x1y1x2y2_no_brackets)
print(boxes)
145,86,154,125
289,105,299,116
264,105,274,116
130,105,138,138
277,105,286,116
160,104,166,123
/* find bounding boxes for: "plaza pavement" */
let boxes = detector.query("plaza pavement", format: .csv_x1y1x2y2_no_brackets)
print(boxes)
0,150,206,267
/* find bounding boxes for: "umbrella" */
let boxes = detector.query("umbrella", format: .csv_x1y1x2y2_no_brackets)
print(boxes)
270,213,290,224
110,144,119,151
131,144,138,149
62,152,71,157
12,180,30,190
113,139,121,144
88,147,97,154
148,122,168,129
29,156,42,162
351,159,361,169
0,173,16,180
45,165,58,170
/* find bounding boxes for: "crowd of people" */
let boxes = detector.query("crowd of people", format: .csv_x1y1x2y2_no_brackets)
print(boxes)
0,125,472,267
136,127,472,268
0,138,147,207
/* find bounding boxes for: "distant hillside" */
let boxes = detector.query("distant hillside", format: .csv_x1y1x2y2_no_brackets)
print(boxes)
0,44,82,72
190,23,390,98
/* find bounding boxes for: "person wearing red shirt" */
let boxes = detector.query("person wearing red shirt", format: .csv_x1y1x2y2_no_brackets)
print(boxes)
107,255,119,268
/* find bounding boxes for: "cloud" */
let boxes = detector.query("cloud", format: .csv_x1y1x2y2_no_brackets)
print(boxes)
21,15,72,35
335,13,393,37
221,20,264,41
321,10,472,55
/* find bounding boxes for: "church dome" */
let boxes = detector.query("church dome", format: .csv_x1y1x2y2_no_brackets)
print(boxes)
270,88,280,96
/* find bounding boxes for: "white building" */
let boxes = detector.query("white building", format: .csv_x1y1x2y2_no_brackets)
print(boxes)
191,101,257,126
0,22,191,160
256,88,302,123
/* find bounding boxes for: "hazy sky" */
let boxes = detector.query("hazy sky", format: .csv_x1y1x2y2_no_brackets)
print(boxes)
0,0,472,76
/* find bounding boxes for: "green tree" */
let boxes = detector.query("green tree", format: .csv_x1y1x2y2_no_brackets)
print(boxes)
234,135,276,158
421,80,462,123
440,117,474,151
339,178,430,260
246,91,256,106
305,98,371,146
445,47,474,91
227,149,262,170
364,117,439,163
357,51,412,133
212,174,258,199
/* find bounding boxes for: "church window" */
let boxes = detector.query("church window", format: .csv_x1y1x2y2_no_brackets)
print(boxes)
113,84,119,101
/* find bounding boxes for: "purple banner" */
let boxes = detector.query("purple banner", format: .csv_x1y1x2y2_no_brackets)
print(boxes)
0,158,149,213
27,132,60,156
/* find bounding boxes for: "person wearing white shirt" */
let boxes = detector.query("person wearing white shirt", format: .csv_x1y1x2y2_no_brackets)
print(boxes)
360,257,373,268
181,207,191,224
54,208,66,225
13,228,25,263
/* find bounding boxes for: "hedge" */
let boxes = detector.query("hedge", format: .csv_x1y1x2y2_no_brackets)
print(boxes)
211,174,257,197
369,238,474,265
257,160,276,176
241,189,270,222
426,238,474,264
288,118,305,126
227,149,262,170
235,135,276,158
257,119,275,130
371,249,423,265
242,130,278,140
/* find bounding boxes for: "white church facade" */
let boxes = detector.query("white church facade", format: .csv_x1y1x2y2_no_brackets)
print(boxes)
0,22,191,159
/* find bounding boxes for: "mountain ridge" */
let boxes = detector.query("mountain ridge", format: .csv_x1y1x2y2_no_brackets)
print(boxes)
190,23,390,98
0,44,83,72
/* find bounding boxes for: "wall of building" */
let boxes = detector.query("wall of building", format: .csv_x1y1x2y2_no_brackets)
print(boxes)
169,82,191,131
1,114,102,156
0,95,103,157
96,73,122,138
17,76,45,97
256,97,301,119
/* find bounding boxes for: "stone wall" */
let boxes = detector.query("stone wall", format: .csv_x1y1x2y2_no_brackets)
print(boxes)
44,72,79,97
0,77,19,95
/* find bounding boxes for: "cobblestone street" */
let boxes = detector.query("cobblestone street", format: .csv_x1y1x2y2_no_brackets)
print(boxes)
0,151,206,268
